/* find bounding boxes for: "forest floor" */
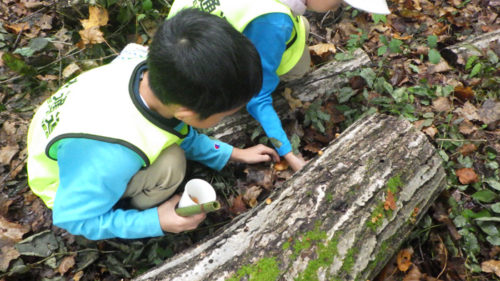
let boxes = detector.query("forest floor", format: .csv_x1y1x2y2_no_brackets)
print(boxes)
0,0,499,280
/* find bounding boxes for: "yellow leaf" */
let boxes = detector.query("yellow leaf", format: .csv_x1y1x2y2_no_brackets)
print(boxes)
80,6,109,29
79,26,105,45
309,43,336,57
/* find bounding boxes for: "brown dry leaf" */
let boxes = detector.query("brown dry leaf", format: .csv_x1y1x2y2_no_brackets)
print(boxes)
36,74,58,81
37,13,53,30
244,167,274,190
309,43,336,57
80,6,109,30
428,60,452,74
397,247,413,272
478,99,500,126
384,190,397,211
274,160,289,171
458,119,477,135
243,185,262,208
0,144,19,166
229,195,247,216
458,143,477,156
454,86,475,101
0,245,20,272
433,203,462,240
58,255,76,275
403,265,423,281
4,22,29,34
481,260,500,277
73,271,84,281
79,26,105,45
281,88,303,111
0,216,30,246
456,168,478,184
422,126,438,138
62,63,81,78
432,97,451,112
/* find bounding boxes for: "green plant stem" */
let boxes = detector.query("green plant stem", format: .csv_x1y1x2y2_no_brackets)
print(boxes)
175,201,221,216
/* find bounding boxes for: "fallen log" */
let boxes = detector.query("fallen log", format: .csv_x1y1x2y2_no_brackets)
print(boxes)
135,113,446,281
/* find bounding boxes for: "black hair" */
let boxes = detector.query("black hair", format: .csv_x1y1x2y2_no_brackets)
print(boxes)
147,8,263,119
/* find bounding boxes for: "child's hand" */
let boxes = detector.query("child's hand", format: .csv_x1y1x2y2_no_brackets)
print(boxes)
284,152,306,172
157,195,206,233
231,144,280,164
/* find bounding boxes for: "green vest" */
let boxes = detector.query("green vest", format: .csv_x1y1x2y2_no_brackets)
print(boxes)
167,0,307,76
26,58,188,208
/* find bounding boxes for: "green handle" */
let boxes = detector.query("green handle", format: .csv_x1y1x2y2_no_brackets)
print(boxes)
175,201,221,216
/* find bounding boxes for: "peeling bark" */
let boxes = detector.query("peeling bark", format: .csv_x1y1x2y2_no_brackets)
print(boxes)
135,114,446,281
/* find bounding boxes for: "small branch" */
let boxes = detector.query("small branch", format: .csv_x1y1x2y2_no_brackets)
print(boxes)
435,138,487,142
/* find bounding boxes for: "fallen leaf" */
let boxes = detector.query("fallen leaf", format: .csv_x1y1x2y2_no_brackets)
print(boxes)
428,60,451,74
458,119,477,135
432,97,451,112
403,265,423,281
58,255,76,275
73,271,84,281
478,99,500,126
384,190,397,211
0,216,30,246
243,185,262,208
458,143,477,156
62,62,81,78
397,247,413,272
455,101,480,121
422,126,438,138
79,26,105,45
80,6,109,30
481,260,500,277
36,14,53,30
309,43,336,57
0,144,19,165
281,88,303,111
244,167,274,190
0,245,20,272
229,195,247,216
274,160,289,171
454,86,475,101
456,168,478,184
4,22,30,34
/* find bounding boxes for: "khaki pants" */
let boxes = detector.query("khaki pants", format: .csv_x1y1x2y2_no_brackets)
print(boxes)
280,16,311,81
122,144,186,210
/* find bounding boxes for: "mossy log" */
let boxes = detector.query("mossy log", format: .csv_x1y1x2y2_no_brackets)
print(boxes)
135,113,446,281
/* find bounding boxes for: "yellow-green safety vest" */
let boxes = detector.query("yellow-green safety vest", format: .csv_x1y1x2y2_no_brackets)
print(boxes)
167,0,307,76
26,58,188,208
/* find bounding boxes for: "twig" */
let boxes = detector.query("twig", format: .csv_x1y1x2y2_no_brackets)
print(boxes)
0,155,27,190
0,75,23,84
12,27,25,50
436,235,448,280
435,138,487,142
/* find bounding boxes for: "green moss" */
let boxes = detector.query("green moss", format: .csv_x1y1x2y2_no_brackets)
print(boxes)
227,257,280,281
291,226,327,260
366,174,403,231
294,232,341,281
282,241,291,250
340,248,358,273
326,192,334,203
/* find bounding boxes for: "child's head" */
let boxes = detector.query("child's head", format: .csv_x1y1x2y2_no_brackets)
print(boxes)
147,8,262,122
306,0,390,14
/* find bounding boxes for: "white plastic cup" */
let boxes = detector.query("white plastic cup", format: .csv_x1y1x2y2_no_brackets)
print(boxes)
178,179,216,208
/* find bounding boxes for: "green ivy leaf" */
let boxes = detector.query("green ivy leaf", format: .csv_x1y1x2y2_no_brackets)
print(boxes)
487,235,500,246
471,189,497,203
377,45,387,56
491,202,500,213
372,14,387,24
142,0,153,11
427,35,438,48
360,68,376,88
428,49,441,64
469,63,481,78
388,39,403,53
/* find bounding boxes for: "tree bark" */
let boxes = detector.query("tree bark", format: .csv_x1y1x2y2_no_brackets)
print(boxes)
135,113,446,281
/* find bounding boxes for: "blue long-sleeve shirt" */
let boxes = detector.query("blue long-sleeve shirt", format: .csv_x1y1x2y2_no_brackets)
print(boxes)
243,13,294,156
52,44,233,240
